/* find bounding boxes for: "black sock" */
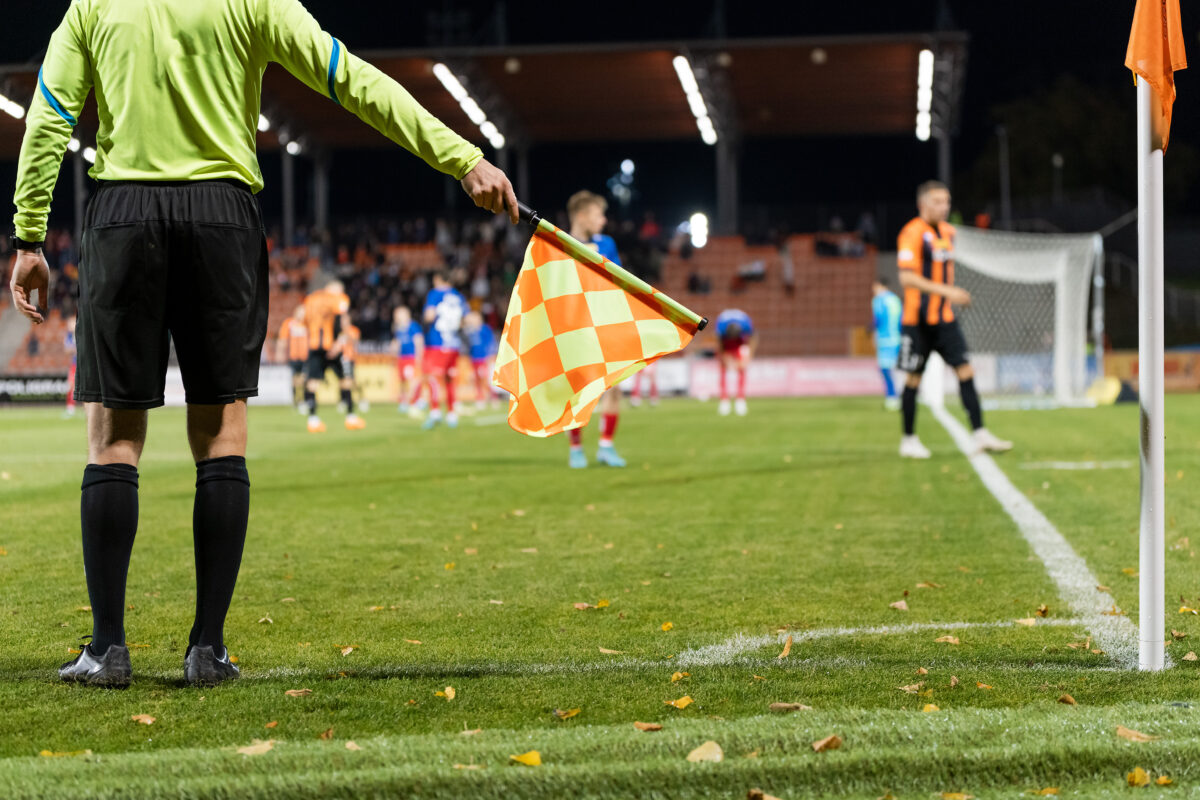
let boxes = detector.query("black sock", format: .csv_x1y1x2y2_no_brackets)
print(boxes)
189,456,250,652
341,388,354,414
901,385,918,435
304,390,316,415
960,377,984,430
80,463,139,654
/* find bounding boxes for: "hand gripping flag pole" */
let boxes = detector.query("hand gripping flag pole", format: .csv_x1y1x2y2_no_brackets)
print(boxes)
492,202,707,437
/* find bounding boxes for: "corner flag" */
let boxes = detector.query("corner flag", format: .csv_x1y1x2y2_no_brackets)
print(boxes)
493,204,706,437
1125,0,1187,150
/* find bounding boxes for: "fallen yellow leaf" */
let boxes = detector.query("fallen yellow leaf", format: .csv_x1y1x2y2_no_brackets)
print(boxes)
1036,604,1050,617
898,683,925,694
404,639,422,645
1015,618,1037,626
1179,606,1197,615
510,750,541,766
769,702,812,712
598,647,624,654
685,740,723,763
553,708,581,719
341,646,355,656
596,599,610,608
435,686,456,701
464,547,478,555
319,727,333,740
812,734,842,752
257,616,273,624
1058,694,1077,705
444,562,455,571
574,602,593,610
949,675,960,688
345,741,361,751
890,600,909,611
1116,725,1160,742
130,714,155,726
38,749,92,758
1123,567,1139,576
284,688,312,697
236,740,275,756
633,721,662,732
976,683,993,690
941,794,975,800
460,729,482,736
1183,651,1198,661
661,621,674,632
935,636,960,645
746,789,782,800
454,763,485,770
1156,776,1173,786
923,704,940,712
264,721,278,729
1032,789,1058,796
670,671,689,683
666,695,694,709
916,581,944,589
777,635,793,659
916,667,929,675
1172,629,1188,640
1126,767,1150,787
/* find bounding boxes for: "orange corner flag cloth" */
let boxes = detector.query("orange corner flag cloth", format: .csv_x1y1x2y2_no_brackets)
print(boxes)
494,220,705,437
1126,0,1187,151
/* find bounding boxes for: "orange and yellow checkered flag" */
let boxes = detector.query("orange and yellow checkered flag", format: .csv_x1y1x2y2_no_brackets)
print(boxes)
493,208,706,437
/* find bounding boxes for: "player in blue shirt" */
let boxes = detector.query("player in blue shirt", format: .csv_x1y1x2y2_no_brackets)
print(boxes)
565,191,626,469
715,309,756,417
392,305,425,414
463,310,497,410
872,278,903,409
422,271,467,429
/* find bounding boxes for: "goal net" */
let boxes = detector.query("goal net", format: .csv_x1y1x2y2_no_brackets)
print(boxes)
927,227,1103,408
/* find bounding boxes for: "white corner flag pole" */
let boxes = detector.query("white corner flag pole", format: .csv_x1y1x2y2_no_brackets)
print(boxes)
1136,77,1166,671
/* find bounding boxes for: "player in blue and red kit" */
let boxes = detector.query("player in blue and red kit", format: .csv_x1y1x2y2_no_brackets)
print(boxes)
565,191,625,469
392,305,424,414
463,310,496,410
422,271,467,429
715,308,756,417
64,313,78,418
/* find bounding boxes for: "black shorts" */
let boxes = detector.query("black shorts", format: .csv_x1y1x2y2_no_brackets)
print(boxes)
74,180,268,408
289,359,305,376
899,321,970,374
305,350,345,382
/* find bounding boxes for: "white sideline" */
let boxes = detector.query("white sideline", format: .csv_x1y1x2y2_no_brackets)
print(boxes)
931,404,1147,669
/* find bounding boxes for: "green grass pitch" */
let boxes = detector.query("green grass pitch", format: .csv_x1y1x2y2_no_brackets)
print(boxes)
1,396,1199,799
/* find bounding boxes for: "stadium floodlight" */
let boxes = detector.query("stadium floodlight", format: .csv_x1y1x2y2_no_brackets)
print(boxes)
258,114,270,132
689,212,709,249
82,147,96,163
915,49,934,140
67,138,81,153
285,140,301,156
0,94,25,119
620,159,635,176
432,61,507,150
672,55,718,145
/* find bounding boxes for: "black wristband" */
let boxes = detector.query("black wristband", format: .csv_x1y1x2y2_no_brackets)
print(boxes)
11,234,44,252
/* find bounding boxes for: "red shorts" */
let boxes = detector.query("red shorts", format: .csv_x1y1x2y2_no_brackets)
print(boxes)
423,348,458,376
721,340,750,363
398,356,417,381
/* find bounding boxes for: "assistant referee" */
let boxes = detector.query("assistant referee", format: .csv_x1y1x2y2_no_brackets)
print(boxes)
9,0,518,688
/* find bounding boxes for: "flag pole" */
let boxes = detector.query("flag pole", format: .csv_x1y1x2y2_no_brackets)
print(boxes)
1136,78,1166,671
516,202,708,331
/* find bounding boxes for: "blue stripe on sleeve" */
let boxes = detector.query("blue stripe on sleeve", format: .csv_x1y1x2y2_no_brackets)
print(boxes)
326,37,342,105
38,67,77,126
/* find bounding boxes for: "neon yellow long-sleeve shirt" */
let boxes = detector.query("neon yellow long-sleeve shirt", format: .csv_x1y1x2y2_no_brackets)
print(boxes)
13,0,484,242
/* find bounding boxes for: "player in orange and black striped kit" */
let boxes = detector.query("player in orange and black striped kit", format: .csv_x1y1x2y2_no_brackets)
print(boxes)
301,280,362,432
274,305,309,410
896,180,1012,459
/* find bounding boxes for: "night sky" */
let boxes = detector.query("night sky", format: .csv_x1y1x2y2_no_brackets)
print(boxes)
3,0,1196,236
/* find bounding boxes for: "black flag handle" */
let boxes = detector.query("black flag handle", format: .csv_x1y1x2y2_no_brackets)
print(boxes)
516,201,541,227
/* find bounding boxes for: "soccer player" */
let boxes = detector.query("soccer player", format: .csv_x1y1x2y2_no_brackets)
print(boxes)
274,305,309,411
871,278,902,410
896,181,1012,458
64,313,77,418
302,280,352,433
629,362,659,407
422,271,467,429
463,310,496,410
392,305,424,413
331,320,366,428
564,191,625,469
715,308,756,416
11,0,518,687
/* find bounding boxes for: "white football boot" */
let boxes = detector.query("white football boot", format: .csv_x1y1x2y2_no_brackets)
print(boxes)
973,428,1013,453
899,435,932,459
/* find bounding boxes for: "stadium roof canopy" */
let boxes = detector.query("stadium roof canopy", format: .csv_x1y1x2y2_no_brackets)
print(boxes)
0,32,968,158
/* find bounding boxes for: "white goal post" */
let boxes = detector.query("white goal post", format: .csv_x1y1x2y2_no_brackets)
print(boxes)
940,226,1105,407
